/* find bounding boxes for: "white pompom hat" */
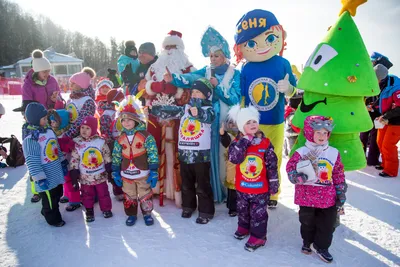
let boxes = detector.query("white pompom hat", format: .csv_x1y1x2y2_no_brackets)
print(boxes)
31,49,51,72
228,104,260,134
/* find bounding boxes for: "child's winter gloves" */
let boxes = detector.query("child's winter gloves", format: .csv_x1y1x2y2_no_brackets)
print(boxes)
61,159,69,176
147,171,158,188
112,171,122,187
70,169,80,192
36,179,50,191
287,170,309,185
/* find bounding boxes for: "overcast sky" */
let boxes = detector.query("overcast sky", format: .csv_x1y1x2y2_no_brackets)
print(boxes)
10,0,400,74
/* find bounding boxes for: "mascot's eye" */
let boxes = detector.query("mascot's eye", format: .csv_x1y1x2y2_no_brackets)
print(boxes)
305,44,338,72
265,34,278,43
245,40,257,49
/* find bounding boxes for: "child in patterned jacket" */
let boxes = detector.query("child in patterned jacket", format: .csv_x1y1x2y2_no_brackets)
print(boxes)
286,115,347,263
112,96,159,227
70,116,113,222
228,104,279,252
151,78,215,224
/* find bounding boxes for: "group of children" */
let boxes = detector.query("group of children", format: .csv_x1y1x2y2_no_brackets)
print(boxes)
21,67,347,262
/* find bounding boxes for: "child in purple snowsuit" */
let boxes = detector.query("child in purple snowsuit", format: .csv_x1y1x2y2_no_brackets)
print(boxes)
228,105,279,252
286,115,347,263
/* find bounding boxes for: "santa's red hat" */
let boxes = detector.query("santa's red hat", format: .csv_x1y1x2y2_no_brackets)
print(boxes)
162,30,185,50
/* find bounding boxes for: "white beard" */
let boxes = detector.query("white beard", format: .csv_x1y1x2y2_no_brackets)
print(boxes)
149,48,191,81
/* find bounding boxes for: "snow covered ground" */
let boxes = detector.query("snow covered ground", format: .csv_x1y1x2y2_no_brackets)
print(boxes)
0,95,399,267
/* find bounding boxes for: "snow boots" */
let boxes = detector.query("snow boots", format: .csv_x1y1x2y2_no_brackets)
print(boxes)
85,208,95,223
313,244,333,263
126,216,137,226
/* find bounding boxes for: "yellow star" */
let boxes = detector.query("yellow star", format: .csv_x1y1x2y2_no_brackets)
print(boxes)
339,0,367,16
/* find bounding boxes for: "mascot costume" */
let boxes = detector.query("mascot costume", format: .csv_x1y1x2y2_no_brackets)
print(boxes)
234,10,297,207
166,26,241,203
291,0,379,171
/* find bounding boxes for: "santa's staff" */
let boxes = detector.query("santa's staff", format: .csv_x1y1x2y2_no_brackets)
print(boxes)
159,125,166,206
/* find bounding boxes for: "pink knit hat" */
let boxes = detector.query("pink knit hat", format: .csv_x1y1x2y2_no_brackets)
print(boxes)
80,116,98,137
69,67,96,89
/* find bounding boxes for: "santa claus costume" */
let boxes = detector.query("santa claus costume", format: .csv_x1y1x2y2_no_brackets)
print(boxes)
138,30,196,207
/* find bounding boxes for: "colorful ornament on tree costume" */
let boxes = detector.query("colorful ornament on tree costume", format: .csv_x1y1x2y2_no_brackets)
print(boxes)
168,26,241,203
234,9,297,206
291,0,379,171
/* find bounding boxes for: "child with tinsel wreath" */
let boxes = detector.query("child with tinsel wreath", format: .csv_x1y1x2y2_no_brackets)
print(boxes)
228,104,279,252
99,88,125,201
151,78,215,224
70,116,113,222
219,116,239,217
48,109,81,211
286,115,347,263
23,102,68,227
112,96,159,226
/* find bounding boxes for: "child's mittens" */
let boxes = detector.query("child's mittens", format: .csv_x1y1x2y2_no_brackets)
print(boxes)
269,180,279,195
147,170,158,188
295,173,308,184
70,169,80,192
112,171,122,187
337,206,345,216
58,136,75,153
61,159,69,176
36,179,50,191
335,182,347,210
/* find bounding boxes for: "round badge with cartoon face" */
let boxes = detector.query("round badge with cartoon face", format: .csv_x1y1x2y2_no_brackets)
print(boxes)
181,118,202,138
82,147,104,169
44,138,59,162
240,155,263,179
316,160,333,185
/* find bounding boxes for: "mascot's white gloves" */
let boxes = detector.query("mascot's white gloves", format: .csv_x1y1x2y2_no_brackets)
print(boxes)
277,74,295,96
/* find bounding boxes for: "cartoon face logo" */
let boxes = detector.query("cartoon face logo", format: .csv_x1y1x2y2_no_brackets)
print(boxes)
240,155,263,179
249,77,279,111
240,27,285,62
82,147,103,169
44,138,59,162
66,103,78,122
316,160,333,185
181,118,201,137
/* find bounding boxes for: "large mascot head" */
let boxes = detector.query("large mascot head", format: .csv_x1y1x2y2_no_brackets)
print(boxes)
234,9,286,63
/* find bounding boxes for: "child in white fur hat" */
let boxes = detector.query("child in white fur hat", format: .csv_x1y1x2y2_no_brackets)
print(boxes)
228,104,279,252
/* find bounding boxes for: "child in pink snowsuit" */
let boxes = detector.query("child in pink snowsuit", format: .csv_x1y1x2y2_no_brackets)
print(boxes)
70,116,113,222
286,116,347,263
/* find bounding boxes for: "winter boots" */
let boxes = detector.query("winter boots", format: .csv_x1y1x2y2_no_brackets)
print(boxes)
313,244,333,263
126,216,137,226
144,214,154,226
244,236,266,252
85,208,95,223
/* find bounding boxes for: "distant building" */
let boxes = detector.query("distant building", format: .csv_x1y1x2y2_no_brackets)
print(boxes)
0,47,83,78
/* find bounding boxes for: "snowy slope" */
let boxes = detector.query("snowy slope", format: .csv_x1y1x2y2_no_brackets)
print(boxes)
0,95,399,267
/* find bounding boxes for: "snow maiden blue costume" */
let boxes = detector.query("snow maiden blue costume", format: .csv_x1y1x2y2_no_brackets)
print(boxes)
169,27,241,202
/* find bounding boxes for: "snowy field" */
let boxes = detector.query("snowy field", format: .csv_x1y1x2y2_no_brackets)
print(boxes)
0,95,399,267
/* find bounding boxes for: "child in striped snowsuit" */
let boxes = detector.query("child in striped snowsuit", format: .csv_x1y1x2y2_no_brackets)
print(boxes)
22,103,67,227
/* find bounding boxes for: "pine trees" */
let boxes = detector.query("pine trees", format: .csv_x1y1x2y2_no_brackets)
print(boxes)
0,0,122,75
